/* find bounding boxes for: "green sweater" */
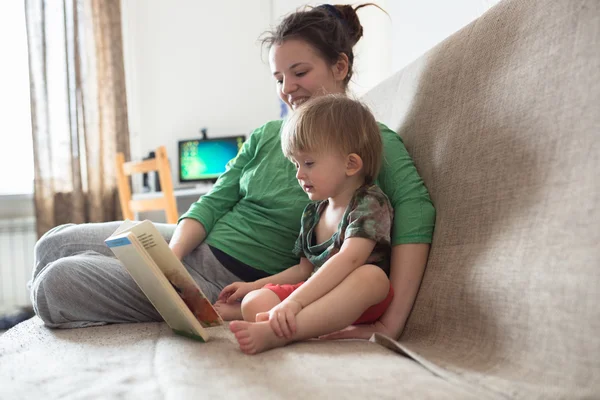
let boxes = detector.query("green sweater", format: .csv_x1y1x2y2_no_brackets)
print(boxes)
180,120,435,275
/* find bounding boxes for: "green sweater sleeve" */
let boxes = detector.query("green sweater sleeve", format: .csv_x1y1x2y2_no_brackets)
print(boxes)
376,123,436,245
179,125,261,233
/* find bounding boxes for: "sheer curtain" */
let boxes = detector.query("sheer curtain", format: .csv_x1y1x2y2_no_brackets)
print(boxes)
25,0,130,237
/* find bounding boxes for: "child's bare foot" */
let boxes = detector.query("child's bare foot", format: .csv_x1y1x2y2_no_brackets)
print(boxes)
213,300,243,321
229,320,289,354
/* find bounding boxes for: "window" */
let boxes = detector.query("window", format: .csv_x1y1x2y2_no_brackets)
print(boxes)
0,2,33,195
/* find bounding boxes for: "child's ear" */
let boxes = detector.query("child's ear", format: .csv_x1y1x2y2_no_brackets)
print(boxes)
346,153,363,177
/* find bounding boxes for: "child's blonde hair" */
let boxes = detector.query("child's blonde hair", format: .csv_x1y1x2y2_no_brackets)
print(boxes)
281,94,383,184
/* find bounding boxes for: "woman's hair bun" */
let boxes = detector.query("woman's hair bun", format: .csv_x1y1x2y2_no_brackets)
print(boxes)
332,5,364,47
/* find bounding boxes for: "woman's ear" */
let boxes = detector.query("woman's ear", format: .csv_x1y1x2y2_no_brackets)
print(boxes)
332,53,349,83
345,153,363,177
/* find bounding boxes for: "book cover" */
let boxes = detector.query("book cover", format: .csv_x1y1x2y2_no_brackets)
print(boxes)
106,220,223,341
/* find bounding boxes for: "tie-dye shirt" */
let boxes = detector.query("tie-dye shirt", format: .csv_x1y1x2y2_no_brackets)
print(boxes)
293,184,394,274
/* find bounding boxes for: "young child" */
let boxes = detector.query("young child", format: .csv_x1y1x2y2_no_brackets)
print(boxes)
222,95,394,354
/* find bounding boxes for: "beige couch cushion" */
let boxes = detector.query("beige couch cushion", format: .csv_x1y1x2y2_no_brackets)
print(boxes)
1,318,487,399
364,0,600,398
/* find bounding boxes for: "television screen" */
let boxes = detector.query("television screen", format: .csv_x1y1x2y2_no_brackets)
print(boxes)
178,136,245,183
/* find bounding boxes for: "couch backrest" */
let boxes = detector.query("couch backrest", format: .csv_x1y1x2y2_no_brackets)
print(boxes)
363,0,599,398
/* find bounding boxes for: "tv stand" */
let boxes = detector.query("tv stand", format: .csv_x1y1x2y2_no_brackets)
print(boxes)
193,182,215,192
131,183,214,221
132,183,214,201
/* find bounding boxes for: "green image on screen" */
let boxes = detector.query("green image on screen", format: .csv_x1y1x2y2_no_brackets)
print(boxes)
179,137,244,181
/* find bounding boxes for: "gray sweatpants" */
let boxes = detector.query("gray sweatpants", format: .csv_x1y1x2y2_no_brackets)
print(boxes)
28,222,241,328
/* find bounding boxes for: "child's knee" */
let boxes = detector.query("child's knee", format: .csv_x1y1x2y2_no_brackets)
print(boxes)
352,265,390,300
241,288,280,322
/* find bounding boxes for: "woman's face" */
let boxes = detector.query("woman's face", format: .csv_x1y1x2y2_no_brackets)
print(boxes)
269,39,348,110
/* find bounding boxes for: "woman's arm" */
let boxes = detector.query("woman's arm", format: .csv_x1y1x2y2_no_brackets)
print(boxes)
170,124,268,261
169,218,207,261
178,124,263,236
380,243,429,337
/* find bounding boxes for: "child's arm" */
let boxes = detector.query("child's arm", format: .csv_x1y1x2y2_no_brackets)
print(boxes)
219,257,313,303
285,237,376,309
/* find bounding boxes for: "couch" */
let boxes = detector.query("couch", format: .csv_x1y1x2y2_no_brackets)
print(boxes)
1,0,598,398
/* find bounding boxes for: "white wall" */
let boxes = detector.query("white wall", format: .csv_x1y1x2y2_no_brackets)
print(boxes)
121,0,501,186
388,0,500,72
121,0,278,177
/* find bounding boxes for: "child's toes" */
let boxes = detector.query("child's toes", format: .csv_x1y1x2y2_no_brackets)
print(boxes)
234,329,251,340
241,344,257,354
237,336,253,346
229,321,246,333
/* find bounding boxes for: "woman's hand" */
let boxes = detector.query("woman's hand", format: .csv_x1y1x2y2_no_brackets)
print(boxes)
318,320,394,341
218,282,259,304
256,299,302,339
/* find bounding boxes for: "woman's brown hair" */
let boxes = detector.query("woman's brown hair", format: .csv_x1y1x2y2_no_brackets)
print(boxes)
261,4,384,87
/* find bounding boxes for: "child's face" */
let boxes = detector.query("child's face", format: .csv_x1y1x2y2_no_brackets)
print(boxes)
291,151,349,201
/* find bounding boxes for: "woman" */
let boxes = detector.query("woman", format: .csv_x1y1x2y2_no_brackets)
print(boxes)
29,4,435,340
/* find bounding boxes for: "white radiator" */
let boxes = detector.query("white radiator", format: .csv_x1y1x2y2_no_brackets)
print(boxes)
0,217,35,313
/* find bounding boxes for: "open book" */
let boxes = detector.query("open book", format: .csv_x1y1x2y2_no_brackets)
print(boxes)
105,220,223,342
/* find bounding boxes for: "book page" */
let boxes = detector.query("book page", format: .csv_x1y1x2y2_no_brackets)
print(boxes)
111,219,139,236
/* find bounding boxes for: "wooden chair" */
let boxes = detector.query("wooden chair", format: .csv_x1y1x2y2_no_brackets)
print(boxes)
115,145,179,224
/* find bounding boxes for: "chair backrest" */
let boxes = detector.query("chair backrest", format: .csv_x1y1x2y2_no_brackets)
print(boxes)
115,146,179,224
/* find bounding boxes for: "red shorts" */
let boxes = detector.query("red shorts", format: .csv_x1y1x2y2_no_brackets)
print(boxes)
263,281,394,325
